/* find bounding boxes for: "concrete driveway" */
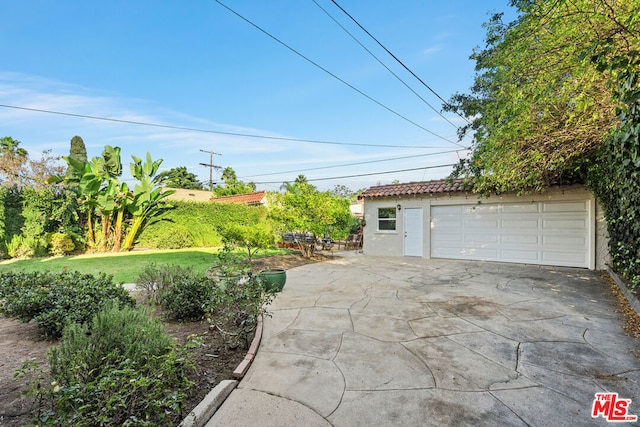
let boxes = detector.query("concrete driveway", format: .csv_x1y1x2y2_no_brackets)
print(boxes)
208,254,639,426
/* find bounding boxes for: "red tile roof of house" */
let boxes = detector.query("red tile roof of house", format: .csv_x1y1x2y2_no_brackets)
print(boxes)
211,190,267,205
360,179,470,198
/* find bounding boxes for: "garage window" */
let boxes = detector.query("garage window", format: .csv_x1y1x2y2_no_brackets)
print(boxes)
378,207,397,231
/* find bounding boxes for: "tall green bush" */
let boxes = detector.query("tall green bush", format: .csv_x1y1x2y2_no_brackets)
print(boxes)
0,186,23,243
136,201,268,249
0,187,81,258
587,48,640,289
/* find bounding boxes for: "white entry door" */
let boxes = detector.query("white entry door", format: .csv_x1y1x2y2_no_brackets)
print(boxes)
404,208,423,257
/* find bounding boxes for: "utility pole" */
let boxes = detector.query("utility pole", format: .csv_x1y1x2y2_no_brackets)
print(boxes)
199,149,222,190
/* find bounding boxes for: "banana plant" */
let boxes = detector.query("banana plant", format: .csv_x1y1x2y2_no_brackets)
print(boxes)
49,145,125,251
111,182,130,252
121,153,174,251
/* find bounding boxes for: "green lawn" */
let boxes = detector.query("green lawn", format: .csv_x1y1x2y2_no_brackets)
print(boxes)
0,247,290,283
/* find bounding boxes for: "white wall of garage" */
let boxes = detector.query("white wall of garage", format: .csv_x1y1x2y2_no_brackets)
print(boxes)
362,185,609,270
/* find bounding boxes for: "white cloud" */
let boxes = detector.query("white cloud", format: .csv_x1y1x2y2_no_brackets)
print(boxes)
421,45,443,57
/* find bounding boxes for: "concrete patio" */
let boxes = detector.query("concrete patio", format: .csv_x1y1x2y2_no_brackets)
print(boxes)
207,254,639,426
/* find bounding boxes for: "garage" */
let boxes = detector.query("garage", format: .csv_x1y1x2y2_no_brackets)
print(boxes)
360,179,607,270
430,200,593,268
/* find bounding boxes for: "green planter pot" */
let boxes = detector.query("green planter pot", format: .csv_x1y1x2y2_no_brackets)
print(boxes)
258,268,287,292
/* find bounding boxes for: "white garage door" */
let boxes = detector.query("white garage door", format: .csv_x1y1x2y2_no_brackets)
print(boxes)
431,201,592,268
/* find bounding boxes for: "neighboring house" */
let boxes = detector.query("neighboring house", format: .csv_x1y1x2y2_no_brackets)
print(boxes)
163,188,214,202
360,179,609,270
350,199,364,219
211,190,267,206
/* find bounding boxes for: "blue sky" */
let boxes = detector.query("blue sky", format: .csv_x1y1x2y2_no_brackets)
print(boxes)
1,1,515,192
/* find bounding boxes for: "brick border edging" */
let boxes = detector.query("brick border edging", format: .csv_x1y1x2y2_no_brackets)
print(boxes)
607,268,640,316
179,315,264,427
233,315,263,378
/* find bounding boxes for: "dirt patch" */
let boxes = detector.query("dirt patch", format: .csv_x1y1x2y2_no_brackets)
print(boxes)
0,318,53,426
0,252,331,426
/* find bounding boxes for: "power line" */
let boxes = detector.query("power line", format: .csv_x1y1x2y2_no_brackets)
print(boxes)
329,0,472,125
312,0,459,130
213,0,464,148
0,103,447,149
243,148,464,178
253,163,456,184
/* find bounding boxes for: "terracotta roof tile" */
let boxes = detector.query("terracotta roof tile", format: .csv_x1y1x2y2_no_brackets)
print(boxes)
360,179,470,198
212,191,267,205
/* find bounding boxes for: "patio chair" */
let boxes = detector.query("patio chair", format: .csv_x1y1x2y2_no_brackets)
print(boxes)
346,233,362,250
282,233,295,249
336,234,355,250
318,236,333,251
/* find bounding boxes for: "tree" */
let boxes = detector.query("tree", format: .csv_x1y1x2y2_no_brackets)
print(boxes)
268,181,352,258
0,136,28,187
445,0,638,194
69,135,87,162
586,41,640,288
0,137,64,189
330,184,354,200
121,153,175,251
56,145,124,251
51,146,173,252
25,150,65,190
446,0,640,288
219,205,274,263
65,135,88,184
157,166,203,190
213,166,256,196
280,175,309,193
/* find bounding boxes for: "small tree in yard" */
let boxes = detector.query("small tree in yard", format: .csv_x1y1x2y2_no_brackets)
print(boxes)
268,181,351,258
217,204,273,263
220,222,274,263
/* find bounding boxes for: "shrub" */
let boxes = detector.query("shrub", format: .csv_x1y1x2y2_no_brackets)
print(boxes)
134,263,197,303
156,226,195,249
22,302,194,426
48,231,75,256
160,275,215,321
6,234,27,258
209,260,275,349
0,271,136,337
136,201,270,249
4,235,48,259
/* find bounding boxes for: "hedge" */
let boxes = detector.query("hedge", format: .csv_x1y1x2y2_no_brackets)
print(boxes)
135,201,269,249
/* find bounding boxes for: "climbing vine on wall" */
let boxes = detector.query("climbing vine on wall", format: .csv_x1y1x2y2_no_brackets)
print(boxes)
587,49,640,289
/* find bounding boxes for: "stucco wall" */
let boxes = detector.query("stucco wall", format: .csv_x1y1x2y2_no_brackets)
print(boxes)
362,185,609,270
595,202,610,270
